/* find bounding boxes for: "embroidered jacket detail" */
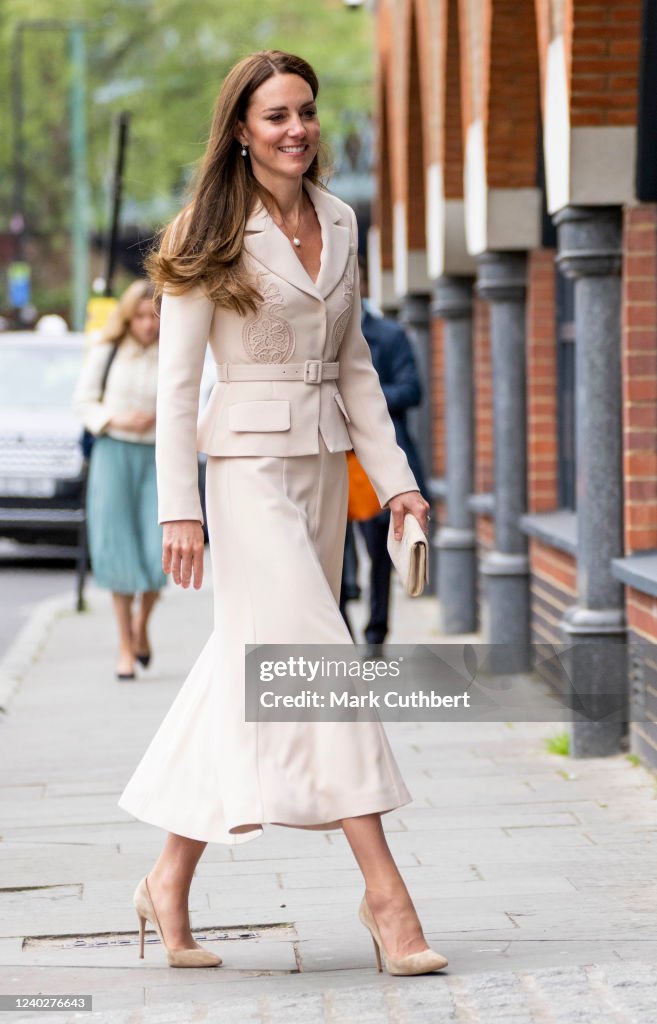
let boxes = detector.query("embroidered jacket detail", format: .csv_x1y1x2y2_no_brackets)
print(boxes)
331,256,356,354
242,276,295,362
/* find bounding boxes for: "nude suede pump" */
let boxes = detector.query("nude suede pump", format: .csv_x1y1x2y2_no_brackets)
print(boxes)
134,875,222,968
358,895,448,976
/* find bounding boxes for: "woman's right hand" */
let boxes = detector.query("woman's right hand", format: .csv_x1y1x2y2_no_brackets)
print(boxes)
109,410,156,433
162,520,205,589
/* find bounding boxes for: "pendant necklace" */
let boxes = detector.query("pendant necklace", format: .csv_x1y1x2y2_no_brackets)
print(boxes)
275,196,304,248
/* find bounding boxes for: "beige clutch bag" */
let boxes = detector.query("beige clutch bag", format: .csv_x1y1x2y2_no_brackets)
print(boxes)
387,513,429,598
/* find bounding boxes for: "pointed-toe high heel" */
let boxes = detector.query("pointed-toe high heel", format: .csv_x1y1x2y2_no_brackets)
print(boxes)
135,652,151,668
133,875,222,968
358,895,448,976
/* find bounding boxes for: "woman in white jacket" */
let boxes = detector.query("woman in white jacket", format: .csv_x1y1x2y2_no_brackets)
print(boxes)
117,50,447,977
73,280,165,679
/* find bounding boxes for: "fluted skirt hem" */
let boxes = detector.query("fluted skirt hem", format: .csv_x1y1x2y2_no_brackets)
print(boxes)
117,434,413,845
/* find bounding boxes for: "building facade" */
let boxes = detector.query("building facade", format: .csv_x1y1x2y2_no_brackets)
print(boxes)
370,0,657,763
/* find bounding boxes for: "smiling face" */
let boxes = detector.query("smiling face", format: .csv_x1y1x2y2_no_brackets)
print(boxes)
235,72,320,186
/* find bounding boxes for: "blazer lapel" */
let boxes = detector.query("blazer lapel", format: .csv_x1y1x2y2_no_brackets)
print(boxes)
243,179,352,302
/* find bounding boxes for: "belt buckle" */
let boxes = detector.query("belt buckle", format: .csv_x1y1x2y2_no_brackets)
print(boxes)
303,359,323,384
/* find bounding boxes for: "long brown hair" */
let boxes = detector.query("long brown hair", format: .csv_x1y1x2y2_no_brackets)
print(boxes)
96,279,156,346
145,50,332,315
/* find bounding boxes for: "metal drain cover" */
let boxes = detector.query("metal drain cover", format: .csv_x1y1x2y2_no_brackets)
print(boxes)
23,922,297,951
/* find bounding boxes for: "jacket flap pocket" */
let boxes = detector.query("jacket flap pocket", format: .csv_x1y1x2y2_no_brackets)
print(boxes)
228,400,291,432
333,391,351,423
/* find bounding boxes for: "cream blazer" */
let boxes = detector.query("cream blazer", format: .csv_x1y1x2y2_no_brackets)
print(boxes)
156,179,419,524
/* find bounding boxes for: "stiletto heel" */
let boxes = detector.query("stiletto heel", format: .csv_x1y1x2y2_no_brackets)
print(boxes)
132,875,222,968
371,934,382,972
358,894,448,976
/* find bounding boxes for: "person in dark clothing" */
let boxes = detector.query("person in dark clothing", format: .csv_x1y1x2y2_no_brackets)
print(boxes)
340,254,428,656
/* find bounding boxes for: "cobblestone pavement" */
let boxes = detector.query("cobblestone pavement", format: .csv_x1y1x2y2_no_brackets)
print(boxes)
60,960,657,1023
1,551,657,1022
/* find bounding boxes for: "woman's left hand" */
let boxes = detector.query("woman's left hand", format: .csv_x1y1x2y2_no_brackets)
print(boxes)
388,490,431,541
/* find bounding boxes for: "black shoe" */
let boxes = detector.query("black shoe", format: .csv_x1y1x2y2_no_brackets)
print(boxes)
135,652,151,668
116,672,136,680
362,643,385,660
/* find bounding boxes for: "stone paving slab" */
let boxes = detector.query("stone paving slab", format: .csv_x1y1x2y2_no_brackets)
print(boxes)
4,961,657,1024
1,565,657,1021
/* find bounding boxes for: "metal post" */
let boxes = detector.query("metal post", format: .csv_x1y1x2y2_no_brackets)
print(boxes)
105,111,130,297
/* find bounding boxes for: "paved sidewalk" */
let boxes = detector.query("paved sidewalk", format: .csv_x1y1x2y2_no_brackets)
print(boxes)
1,551,657,1022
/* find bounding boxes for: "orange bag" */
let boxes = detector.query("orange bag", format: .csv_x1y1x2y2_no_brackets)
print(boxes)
346,450,382,521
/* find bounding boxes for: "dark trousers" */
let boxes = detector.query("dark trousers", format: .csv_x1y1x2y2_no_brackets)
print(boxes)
339,510,392,644
339,521,359,640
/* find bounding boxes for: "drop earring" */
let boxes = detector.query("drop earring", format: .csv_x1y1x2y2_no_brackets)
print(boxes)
241,143,248,157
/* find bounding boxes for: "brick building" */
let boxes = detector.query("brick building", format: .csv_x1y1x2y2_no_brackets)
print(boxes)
368,0,657,764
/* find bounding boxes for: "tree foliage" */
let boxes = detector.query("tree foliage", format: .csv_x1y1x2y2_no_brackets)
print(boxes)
0,0,374,246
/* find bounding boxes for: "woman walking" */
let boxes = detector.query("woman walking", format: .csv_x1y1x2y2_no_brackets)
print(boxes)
117,50,447,976
73,280,166,680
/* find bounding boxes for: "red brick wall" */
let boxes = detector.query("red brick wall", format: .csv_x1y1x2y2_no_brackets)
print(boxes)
622,205,657,665
535,1,642,129
431,316,446,480
472,288,494,628
627,588,657,641
530,536,578,702
533,0,552,107
529,538,577,645
476,517,495,549
475,516,495,629
487,1,540,188
569,0,641,127
458,0,491,133
375,73,395,272
627,588,657,764
525,248,573,670
375,7,394,271
383,0,407,221
473,297,493,495
444,0,464,199
407,3,427,249
526,249,559,513
458,1,539,188
622,205,657,556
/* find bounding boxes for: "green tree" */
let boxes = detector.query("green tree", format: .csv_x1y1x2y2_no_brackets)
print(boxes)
0,0,374,310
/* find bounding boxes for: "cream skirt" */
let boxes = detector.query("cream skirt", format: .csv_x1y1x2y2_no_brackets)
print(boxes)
117,435,412,844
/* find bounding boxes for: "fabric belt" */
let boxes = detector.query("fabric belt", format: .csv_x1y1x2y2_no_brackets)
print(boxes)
215,359,339,384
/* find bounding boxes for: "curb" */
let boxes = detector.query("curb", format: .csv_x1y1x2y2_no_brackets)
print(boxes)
0,589,83,714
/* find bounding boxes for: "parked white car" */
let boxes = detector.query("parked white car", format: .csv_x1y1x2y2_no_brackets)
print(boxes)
0,331,215,546
0,331,87,543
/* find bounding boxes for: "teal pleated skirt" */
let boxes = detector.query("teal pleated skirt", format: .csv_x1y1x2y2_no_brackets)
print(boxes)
86,435,167,594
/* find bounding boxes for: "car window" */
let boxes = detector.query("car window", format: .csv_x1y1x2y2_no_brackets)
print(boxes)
0,346,83,409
